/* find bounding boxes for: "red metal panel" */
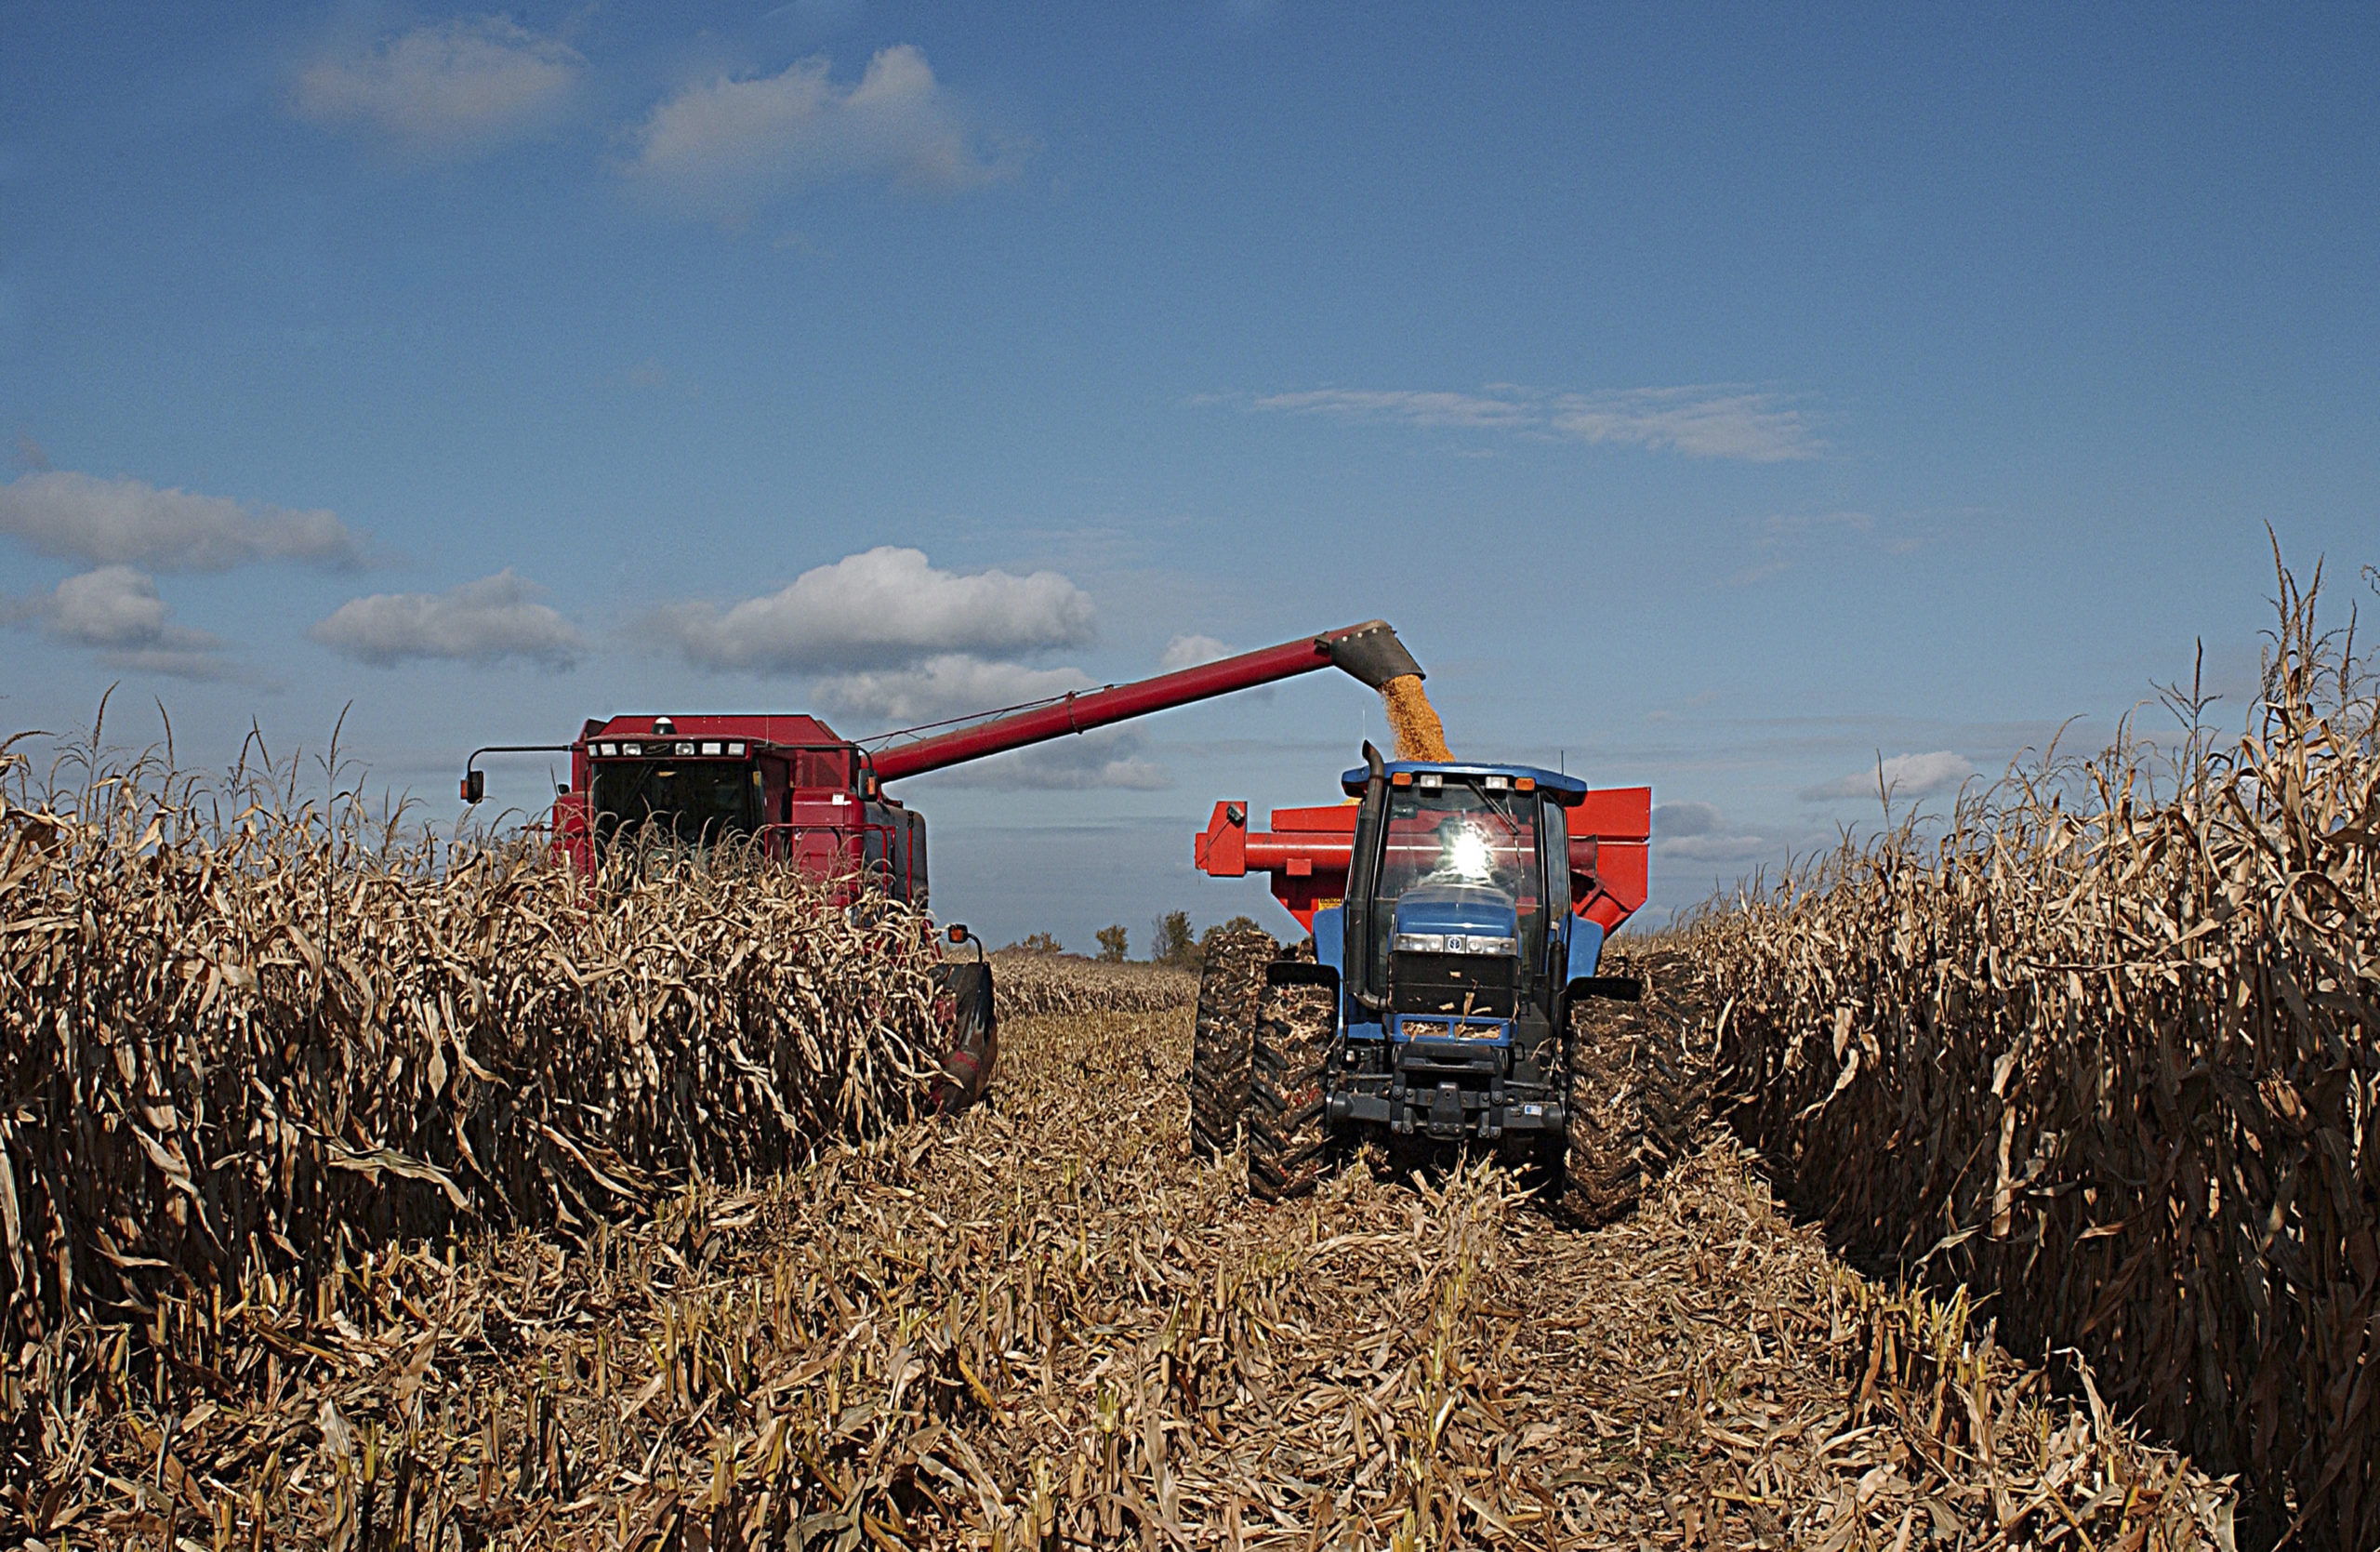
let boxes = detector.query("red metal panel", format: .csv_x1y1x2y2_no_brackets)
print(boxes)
587,713,844,748
1573,786,1651,842
1269,803,1360,835
1595,840,1648,912
1245,836,1353,870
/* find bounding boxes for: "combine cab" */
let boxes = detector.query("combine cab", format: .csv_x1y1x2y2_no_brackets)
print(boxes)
462,620,1433,1111
1192,745,1662,1216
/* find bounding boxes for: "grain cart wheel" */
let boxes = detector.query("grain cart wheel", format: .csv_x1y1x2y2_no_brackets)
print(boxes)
1189,929,1274,1158
1247,967,1338,1201
929,961,998,1113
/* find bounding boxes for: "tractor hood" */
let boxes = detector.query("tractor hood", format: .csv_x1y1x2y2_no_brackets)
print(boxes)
1392,882,1520,954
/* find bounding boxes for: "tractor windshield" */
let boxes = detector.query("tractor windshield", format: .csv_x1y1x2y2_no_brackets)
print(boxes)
591,760,760,851
1370,779,1545,992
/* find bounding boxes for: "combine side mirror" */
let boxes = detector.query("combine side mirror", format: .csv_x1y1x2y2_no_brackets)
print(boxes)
461,770,485,804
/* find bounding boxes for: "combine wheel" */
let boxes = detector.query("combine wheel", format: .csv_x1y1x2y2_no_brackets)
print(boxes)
1188,929,1273,1158
1247,971,1337,1202
928,961,998,1114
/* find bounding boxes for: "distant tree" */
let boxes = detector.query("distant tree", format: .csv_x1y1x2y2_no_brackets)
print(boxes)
1095,924,1129,963
1196,916,1264,963
1151,909,1197,967
1002,931,1064,954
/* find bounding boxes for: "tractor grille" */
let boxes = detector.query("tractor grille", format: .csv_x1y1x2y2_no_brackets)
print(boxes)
1389,950,1517,1021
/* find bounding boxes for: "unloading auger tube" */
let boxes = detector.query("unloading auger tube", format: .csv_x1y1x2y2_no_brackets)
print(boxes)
866,620,1425,783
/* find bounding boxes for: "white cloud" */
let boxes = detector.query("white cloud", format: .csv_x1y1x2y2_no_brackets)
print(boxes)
293,17,584,159
310,571,585,668
622,45,1020,219
1802,750,1977,803
1545,388,1816,461
1235,383,1820,462
5,565,234,680
0,471,366,573
922,727,1170,791
813,654,1094,727
1650,800,1773,863
1651,801,1724,838
1660,832,1777,864
1158,633,1233,671
649,546,1095,675
1245,390,1536,431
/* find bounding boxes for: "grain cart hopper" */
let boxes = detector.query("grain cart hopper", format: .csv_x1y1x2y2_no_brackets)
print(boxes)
459,620,1429,1110
1191,744,1661,1215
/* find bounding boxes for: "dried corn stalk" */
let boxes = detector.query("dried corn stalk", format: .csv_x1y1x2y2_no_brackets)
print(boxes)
0,733,941,1370
1701,558,2378,1550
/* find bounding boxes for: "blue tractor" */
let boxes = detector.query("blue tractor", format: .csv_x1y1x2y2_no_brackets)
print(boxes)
1191,742,1665,1214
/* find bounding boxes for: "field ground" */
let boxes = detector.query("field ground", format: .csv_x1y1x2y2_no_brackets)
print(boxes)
40,956,2225,1549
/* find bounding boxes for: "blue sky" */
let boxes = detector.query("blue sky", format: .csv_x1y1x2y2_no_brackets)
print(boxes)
4,2,2376,948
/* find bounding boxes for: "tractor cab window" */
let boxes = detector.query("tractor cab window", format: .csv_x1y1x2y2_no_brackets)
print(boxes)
591,760,760,851
1370,778,1545,990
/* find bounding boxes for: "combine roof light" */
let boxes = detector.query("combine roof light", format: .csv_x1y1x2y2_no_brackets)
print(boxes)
598,742,617,757
1417,772,1443,789
621,743,641,757
727,741,746,755
1391,771,1413,787
1484,775,1510,790
1514,776,1535,791
675,741,694,756
700,741,722,756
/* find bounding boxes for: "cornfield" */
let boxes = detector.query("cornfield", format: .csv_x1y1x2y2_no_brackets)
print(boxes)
1702,558,2378,1548
1,975,2228,1546
987,951,1198,1020
0,724,941,1413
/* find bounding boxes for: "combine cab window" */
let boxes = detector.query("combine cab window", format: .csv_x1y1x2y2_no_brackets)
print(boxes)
591,761,760,850
1368,780,1546,993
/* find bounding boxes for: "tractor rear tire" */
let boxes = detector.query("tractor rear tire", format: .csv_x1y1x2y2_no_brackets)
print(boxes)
1188,930,1273,1158
929,961,998,1114
1247,976,1338,1202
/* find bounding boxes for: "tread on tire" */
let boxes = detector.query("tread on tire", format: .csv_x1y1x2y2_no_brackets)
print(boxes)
1247,976,1337,1201
1188,930,1273,1158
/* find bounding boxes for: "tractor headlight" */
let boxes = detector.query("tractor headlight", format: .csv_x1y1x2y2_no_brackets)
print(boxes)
1394,932,1515,956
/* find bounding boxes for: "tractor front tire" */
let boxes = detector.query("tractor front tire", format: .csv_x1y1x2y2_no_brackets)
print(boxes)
1541,974,1695,1225
1546,1000,1645,1224
1247,976,1337,1202
1189,930,1273,1158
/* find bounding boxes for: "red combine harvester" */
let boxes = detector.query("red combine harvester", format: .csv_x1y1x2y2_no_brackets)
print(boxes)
460,620,1434,1108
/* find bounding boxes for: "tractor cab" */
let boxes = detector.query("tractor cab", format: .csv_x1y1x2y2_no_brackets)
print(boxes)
1325,762,1589,1137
